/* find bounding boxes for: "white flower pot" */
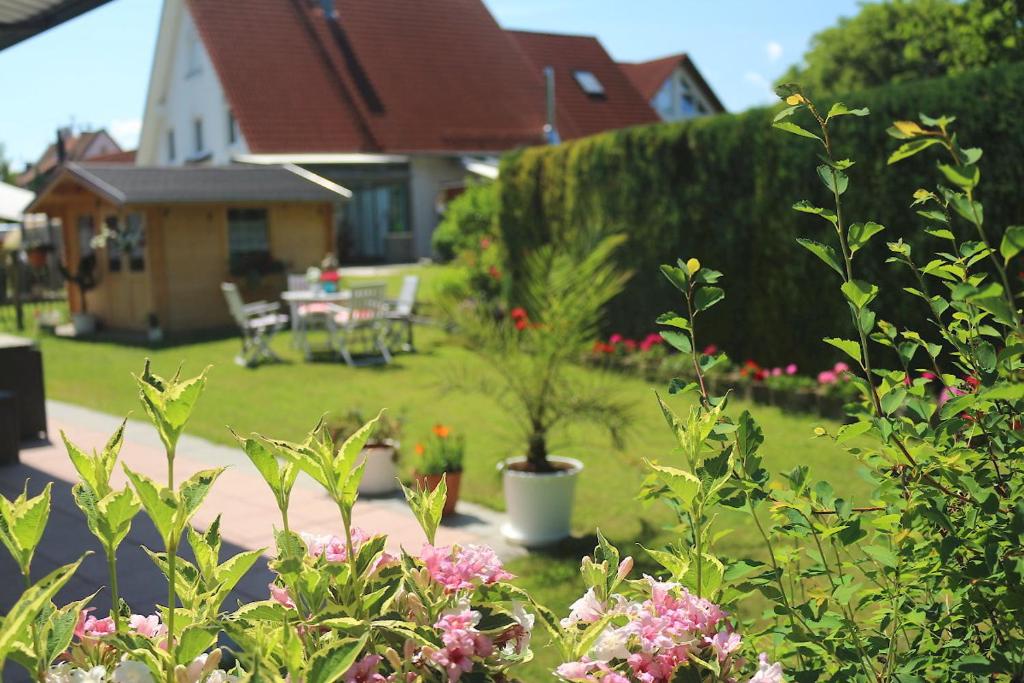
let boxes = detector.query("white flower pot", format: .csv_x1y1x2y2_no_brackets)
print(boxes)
71,313,96,336
501,456,583,546
357,442,399,496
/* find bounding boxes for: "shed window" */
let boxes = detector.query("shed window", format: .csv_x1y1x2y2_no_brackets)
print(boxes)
125,213,146,271
105,216,121,272
228,208,272,276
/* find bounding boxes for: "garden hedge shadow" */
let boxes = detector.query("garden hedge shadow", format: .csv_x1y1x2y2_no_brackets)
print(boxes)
498,63,1024,369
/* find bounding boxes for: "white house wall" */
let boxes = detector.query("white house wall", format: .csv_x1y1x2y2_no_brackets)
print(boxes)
409,155,468,259
138,1,247,165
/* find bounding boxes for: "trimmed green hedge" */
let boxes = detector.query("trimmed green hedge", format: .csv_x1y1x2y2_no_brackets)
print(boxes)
498,63,1024,369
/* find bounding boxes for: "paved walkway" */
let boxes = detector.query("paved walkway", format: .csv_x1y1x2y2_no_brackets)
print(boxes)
0,400,517,618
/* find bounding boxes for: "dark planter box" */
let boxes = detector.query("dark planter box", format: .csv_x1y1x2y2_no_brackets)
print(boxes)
779,390,817,414
817,394,848,421
0,335,46,440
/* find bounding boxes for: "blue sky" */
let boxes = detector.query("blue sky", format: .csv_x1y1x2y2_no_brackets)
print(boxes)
0,0,862,168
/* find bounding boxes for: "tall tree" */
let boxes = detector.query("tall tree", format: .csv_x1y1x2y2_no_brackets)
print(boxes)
782,0,1024,96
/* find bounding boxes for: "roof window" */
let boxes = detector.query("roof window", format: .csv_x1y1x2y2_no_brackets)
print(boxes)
573,70,605,96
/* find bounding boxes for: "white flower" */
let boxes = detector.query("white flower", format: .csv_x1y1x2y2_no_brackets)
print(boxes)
748,653,785,683
71,667,108,683
204,672,238,683
589,625,629,662
560,587,606,628
45,663,73,683
112,661,156,683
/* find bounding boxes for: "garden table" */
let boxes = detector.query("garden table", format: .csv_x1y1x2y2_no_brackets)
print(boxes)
281,289,351,360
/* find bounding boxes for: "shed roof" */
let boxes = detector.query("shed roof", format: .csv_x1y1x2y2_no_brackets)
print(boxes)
618,53,726,114
27,163,350,212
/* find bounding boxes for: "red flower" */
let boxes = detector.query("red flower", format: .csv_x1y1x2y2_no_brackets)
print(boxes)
703,344,719,356
623,339,637,352
481,237,492,249
510,307,528,320
488,265,502,280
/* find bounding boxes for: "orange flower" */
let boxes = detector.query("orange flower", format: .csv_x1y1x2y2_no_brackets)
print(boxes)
433,424,450,438
415,443,425,456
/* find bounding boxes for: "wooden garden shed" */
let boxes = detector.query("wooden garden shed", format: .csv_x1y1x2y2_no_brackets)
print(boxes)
27,162,349,335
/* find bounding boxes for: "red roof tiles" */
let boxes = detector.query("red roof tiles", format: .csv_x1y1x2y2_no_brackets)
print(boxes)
186,0,681,154
506,30,659,140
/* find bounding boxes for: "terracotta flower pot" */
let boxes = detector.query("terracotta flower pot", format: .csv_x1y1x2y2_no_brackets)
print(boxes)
413,470,461,516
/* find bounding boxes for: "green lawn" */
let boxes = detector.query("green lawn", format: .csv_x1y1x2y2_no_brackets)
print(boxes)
34,264,872,677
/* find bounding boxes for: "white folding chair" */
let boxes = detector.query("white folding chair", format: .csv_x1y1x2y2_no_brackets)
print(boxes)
325,283,392,366
385,274,420,352
221,282,288,367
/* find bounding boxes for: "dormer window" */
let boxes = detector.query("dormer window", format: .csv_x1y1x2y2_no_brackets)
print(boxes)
193,118,204,153
573,70,605,97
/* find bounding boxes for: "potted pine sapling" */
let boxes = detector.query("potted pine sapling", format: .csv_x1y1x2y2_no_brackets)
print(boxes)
413,424,465,516
328,409,402,495
455,235,632,545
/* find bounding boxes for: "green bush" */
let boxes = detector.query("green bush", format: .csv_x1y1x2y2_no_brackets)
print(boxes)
432,181,498,262
498,63,1024,368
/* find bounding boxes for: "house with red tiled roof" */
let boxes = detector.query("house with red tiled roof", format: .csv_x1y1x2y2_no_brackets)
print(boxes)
137,0,722,262
619,53,726,122
18,128,126,190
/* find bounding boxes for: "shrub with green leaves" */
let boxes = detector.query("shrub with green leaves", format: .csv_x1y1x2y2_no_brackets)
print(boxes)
628,86,1024,681
0,364,536,682
432,181,499,263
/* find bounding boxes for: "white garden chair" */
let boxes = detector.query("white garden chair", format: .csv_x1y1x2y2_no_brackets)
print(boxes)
325,283,392,366
221,282,288,367
385,274,420,352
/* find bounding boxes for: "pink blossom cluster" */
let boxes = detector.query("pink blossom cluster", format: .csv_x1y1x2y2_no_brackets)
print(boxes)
556,577,783,683
74,610,167,641
817,361,851,385
342,653,392,683
429,608,494,682
301,527,396,571
420,543,514,593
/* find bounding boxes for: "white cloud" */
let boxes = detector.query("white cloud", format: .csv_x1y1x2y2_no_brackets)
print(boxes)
766,41,783,63
744,71,776,101
109,117,142,149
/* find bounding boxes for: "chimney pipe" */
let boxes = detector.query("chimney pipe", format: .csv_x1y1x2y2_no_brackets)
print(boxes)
56,129,67,163
543,66,560,145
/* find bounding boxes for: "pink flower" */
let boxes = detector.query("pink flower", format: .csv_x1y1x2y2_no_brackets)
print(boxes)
128,614,166,639
343,654,387,683
609,333,624,344
833,362,849,374
785,363,798,375
707,630,741,662
748,653,784,683
817,370,837,385
703,344,718,356
269,583,296,609
560,587,606,628
421,544,514,593
616,556,634,582
771,367,782,377
639,333,664,352
301,528,372,564
75,609,115,639
430,608,493,682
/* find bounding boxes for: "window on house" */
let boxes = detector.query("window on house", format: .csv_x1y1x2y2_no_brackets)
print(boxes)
227,110,238,145
185,23,202,76
167,129,176,162
680,93,697,117
227,208,271,276
193,119,204,153
572,70,605,96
